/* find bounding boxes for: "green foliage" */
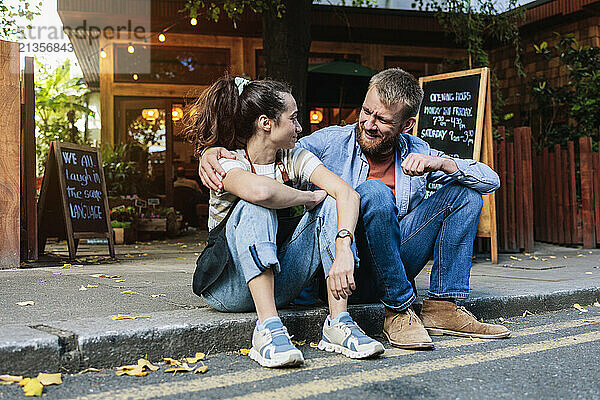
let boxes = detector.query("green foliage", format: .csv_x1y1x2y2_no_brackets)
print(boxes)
183,0,375,24
0,0,41,40
530,34,600,148
111,221,132,229
110,206,138,224
35,59,94,174
101,144,149,196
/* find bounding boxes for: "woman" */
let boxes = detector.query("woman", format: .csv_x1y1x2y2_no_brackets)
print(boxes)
185,76,383,368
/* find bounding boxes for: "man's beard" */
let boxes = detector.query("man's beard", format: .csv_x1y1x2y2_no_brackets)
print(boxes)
355,124,399,159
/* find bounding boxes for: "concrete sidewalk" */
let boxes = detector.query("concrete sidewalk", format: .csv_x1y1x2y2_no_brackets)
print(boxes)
1,233,599,375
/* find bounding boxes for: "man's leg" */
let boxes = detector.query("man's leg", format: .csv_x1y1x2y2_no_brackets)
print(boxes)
397,181,510,339
353,179,433,349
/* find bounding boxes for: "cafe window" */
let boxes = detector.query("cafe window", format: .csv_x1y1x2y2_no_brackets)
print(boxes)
114,44,230,84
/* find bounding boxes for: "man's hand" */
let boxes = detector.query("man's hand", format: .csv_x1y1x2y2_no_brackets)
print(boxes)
199,147,236,192
304,190,327,211
328,240,356,300
401,153,458,176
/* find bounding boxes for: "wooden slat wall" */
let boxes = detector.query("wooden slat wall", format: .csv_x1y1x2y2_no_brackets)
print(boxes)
0,41,21,269
579,137,597,247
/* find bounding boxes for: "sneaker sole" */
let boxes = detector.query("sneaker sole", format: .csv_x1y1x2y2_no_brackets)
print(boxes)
383,331,435,350
426,327,512,339
317,340,384,359
248,348,304,368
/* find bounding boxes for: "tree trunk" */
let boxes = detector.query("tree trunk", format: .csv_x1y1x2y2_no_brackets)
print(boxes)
262,0,312,131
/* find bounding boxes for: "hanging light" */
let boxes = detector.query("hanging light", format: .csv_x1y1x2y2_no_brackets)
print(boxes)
158,33,166,42
127,43,135,54
310,110,323,124
172,106,183,121
132,73,139,81
100,49,107,58
142,108,160,120
190,17,198,26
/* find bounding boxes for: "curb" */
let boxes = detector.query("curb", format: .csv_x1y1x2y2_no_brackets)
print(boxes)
2,287,599,376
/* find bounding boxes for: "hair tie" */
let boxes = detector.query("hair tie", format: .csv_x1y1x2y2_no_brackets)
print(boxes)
234,77,250,95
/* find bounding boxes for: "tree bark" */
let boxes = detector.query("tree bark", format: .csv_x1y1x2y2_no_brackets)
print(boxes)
262,0,312,131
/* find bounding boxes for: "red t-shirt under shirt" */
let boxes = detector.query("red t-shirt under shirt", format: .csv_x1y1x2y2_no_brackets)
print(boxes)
366,153,395,195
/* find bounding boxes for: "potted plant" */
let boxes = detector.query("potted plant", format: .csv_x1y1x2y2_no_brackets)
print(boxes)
110,206,138,244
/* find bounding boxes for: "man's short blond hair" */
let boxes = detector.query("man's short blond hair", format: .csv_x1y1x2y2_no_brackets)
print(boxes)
368,68,424,120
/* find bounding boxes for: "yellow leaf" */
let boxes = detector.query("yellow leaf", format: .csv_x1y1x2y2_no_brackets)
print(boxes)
16,301,35,306
165,363,193,373
77,368,101,374
194,365,208,374
40,280,46,283
120,291,139,295
522,310,533,317
36,373,62,386
137,358,159,371
52,272,63,275
114,279,126,282
594,302,600,307
309,342,319,348
62,263,72,268
112,314,135,320
0,375,23,383
291,340,306,346
151,294,166,298
163,358,181,366
239,348,250,356
185,352,205,363
574,303,588,312
582,319,600,323
72,264,84,267
87,284,99,288
19,378,30,387
115,365,148,377
509,256,522,261
549,256,556,259
585,272,593,275
23,378,43,397
79,285,88,291
116,364,137,371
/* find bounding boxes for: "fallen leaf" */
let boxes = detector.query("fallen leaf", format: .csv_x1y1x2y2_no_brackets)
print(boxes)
522,310,533,317
165,363,193,373
52,272,63,275
115,365,148,377
90,274,121,279
114,279,126,283
36,373,62,386
19,378,30,387
510,256,522,261
111,314,151,320
40,280,46,283
120,290,139,295
549,256,556,259
185,352,205,363
291,340,306,346
563,256,568,259
79,285,88,291
0,375,23,383
582,319,600,324
163,357,181,366
137,358,159,371
151,294,166,298
23,378,43,397
577,254,585,257
585,272,593,275
16,301,35,306
309,342,319,348
87,284,99,288
594,302,600,307
72,264,84,267
503,264,513,267
61,263,72,269
77,368,101,374
194,365,208,374
239,349,250,356
541,258,548,261
574,303,588,312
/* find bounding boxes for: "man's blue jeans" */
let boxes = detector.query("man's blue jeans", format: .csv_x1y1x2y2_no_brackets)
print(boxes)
352,179,483,311
202,196,357,312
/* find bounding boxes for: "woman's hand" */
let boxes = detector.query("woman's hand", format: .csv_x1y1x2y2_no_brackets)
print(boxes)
304,190,327,211
199,147,236,192
328,239,356,300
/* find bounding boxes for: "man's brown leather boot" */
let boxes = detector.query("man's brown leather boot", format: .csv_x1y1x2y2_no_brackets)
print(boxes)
383,307,434,349
420,299,511,339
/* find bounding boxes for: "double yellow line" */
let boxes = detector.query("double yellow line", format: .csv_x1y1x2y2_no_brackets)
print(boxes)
66,319,600,400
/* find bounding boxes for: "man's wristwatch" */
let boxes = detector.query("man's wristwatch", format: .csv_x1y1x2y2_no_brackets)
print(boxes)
336,229,353,244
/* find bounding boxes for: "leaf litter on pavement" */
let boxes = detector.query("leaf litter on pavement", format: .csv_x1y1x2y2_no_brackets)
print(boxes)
115,354,209,378
1,373,62,397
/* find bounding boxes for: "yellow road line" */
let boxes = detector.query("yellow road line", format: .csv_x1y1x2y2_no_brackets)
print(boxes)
227,330,600,400
64,319,597,400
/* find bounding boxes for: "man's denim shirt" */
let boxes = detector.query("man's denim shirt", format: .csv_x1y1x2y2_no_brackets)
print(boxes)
298,123,500,220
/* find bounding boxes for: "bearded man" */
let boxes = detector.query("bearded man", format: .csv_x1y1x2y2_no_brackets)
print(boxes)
200,68,510,349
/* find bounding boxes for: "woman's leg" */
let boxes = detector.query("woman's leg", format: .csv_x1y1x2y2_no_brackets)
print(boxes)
247,269,277,324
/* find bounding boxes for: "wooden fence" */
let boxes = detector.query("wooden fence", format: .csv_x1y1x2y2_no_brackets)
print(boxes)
492,126,599,251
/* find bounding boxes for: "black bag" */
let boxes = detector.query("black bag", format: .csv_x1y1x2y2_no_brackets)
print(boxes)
192,200,238,295
192,203,304,296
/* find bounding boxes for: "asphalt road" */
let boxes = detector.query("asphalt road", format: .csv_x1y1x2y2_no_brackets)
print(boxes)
1,307,599,400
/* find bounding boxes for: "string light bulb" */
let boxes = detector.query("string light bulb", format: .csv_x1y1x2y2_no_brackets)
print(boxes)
190,17,198,26
100,49,107,58
127,43,135,54
158,33,166,42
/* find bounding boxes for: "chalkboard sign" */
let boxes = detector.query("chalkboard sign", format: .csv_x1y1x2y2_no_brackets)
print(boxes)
38,142,115,259
413,68,498,264
415,68,489,161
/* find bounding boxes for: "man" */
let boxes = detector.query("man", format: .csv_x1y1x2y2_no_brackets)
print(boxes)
199,68,510,349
